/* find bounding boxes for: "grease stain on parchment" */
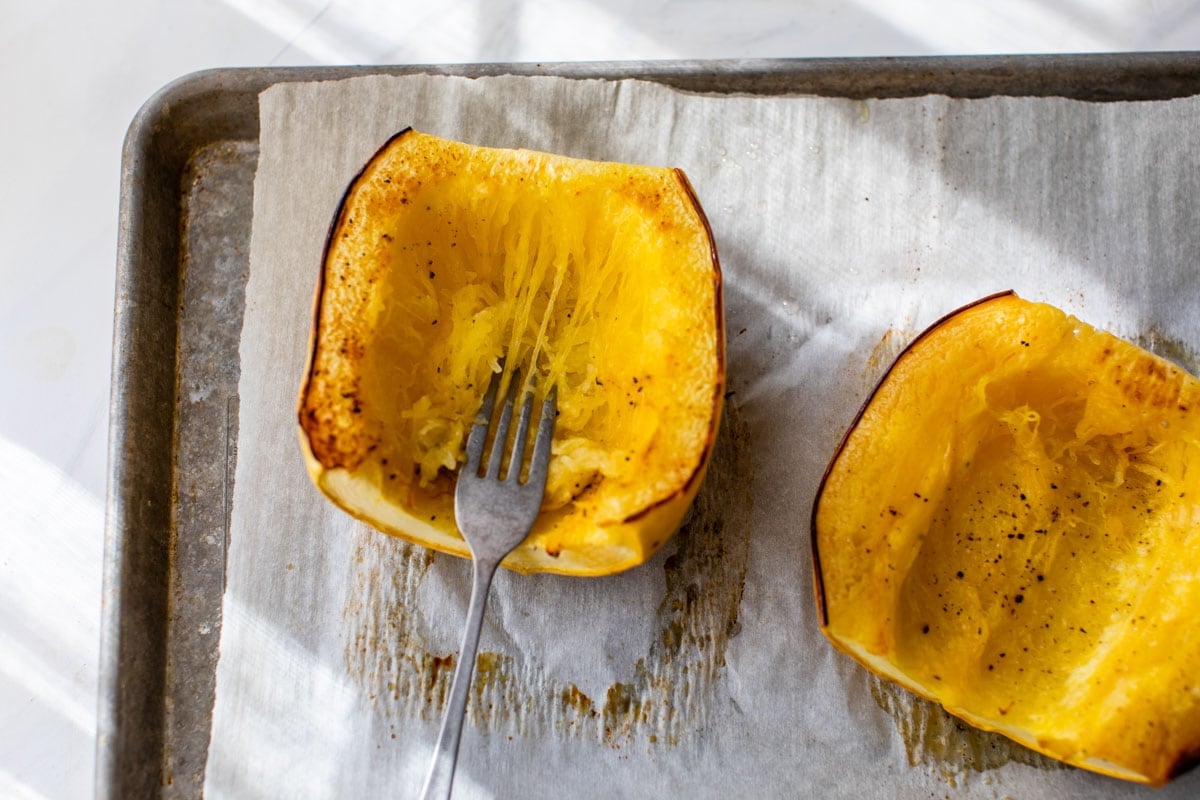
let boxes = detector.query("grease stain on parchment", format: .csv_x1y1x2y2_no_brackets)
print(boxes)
865,327,908,375
869,674,1063,785
343,402,753,748
1135,325,1200,376
858,326,916,400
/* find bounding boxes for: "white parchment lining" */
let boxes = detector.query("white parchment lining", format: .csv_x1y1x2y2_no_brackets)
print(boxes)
204,74,1200,799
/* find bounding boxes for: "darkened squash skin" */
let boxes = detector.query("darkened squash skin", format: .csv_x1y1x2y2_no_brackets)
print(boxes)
299,130,724,576
813,291,1200,786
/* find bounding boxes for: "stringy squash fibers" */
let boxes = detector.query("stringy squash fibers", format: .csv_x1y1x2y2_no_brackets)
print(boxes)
299,130,724,576
814,292,1200,786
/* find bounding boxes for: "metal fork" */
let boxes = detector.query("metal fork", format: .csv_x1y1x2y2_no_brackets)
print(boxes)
418,367,556,800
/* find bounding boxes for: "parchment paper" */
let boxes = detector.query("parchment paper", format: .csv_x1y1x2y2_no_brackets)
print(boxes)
205,73,1200,799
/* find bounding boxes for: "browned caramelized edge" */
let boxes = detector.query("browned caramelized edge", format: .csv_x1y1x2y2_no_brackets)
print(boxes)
809,290,1017,628
298,127,416,468
622,168,725,525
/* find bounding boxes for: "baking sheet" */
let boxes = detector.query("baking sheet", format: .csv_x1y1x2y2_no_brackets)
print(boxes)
206,73,1200,799
100,56,1200,800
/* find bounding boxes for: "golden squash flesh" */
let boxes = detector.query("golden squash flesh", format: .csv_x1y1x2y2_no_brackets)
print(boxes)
299,130,723,576
813,292,1200,785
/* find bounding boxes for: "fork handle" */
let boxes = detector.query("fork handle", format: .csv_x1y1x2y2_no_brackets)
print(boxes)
419,556,500,800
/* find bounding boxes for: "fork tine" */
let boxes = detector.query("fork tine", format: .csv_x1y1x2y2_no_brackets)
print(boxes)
464,367,503,474
485,368,522,478
506,385,536,483
524,385,557,491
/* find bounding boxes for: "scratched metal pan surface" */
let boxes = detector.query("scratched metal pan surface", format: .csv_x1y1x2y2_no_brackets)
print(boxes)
101,54,1200,800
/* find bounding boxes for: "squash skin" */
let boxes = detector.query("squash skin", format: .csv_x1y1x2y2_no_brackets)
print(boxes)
298,130,724,576
813,292,1200,786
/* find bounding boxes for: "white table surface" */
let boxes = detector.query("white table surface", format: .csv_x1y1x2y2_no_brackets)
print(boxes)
1,2,1198,797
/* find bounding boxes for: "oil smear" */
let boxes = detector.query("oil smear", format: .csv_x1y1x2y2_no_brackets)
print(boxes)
343,402,753,749
869,674,1063,783
1135,325,1200,376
